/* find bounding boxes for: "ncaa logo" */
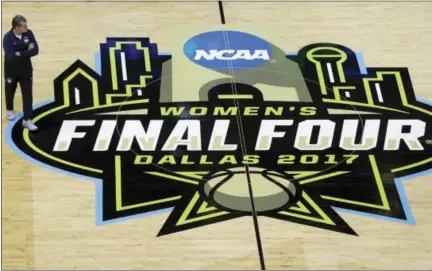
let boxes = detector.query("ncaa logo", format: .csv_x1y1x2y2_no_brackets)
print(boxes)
183,30,272,71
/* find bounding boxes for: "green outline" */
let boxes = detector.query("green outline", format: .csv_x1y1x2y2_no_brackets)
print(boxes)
109,42,151,91
115,156,181,211
176,192,229,226
321,155,390,210
279,191,336,226
23,68,102,174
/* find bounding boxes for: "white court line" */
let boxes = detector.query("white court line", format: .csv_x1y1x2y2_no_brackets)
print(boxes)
74,87,80,105
375,83,384,103
326,63,335,83
120,52,128,81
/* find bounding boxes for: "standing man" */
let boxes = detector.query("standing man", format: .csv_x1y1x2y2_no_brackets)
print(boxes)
3,15,39,131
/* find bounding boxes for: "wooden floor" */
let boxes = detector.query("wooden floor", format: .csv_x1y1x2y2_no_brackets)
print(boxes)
2,1,432,270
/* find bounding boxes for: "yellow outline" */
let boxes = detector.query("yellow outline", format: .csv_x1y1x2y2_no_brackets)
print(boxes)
306,46,348,95
23,131,102,173
279,191,336,225
115,156,181,211
218,94,254,99
175,171,210,180
364,71,432,116
197,202,217,214
144,171,200,185
284,171,320,179
322,98,408,114
67,99,149,114
62,68,100,106
299,171,350,185
363,71,432,174
332,86,356,101
321,155,390,210
392,157,432,173
109,41,151,91
23,67,102,174
96,109,149,116
106,75,153,104
176,192,229,226
288,201,311,214
21,44,432,189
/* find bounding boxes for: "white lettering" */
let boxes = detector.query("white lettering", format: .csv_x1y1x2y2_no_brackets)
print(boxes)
54,120,95,151
194,49,270,61
255,120,294,151
384,120,425,150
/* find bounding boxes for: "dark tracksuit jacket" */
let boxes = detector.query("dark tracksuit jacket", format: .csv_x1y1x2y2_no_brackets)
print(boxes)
3,29,39,120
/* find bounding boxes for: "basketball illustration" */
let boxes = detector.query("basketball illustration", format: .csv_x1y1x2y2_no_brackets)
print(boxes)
203,167,298,212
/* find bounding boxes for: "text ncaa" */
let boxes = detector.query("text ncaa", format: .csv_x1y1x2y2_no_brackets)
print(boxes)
183,30,273,71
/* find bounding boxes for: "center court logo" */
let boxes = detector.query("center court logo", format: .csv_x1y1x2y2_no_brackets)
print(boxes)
183,30,272,71
7,31,432,237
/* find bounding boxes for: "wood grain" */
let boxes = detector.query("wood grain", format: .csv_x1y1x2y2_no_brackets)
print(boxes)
2,2,432,270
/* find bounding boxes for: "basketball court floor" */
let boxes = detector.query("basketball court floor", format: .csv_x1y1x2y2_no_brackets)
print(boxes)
2,1,432,270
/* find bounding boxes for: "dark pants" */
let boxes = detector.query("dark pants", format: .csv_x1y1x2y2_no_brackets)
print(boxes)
5,71,33,120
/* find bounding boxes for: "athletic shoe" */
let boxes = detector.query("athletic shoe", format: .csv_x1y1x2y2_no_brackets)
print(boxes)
6,110,15,121
22,120,38,131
